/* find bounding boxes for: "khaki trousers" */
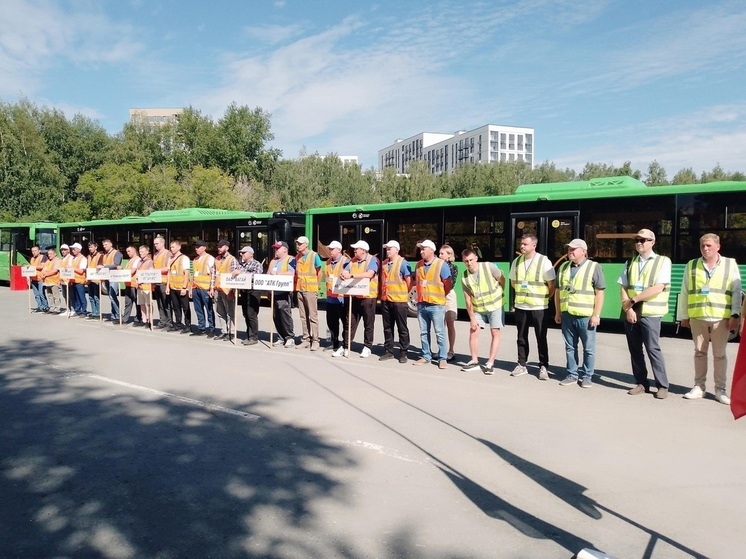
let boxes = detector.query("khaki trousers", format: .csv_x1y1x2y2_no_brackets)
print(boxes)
690,318,731,392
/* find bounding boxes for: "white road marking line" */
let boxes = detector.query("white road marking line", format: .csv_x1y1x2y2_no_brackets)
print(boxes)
333,439,423,464
23,358,260,421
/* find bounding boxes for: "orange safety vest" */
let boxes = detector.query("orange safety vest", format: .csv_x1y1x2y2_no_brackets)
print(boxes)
60,253,74,283
102,249,120,267
87,253,103,283
124,257,140,287
153,249,170,284
381,256,409,303
295,250,320,292
215,254,236,294
30,254,44,281
192,254,213,290
351,255,378,299
325,256,349,299
42,257,60,286
72,254,87,284
416,258,446,305
169,254,189,290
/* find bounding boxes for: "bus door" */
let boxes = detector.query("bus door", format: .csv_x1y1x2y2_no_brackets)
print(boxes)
236,225,270,268
511,212,579,268
339,220,384,260
142,229,168,250
70,230,93,254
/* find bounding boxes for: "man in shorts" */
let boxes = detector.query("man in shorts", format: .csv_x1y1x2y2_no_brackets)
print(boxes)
460,248,505,374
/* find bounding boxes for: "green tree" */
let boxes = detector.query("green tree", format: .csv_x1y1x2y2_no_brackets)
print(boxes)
644,160,668,186
182,166,243,210
672,167,698,185
75,163,143,219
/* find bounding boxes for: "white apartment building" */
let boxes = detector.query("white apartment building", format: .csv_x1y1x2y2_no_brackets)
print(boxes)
378,124,534,175
129,108,183,126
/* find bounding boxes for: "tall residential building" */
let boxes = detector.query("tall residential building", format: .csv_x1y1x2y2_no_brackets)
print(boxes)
378,124,534,175
129,108,183,126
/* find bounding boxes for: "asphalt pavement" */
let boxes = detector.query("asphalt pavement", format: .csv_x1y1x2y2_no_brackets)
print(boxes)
1,288,744,559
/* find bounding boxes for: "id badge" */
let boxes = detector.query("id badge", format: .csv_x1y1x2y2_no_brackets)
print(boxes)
171,270,177,275
521,281,528,289
420,280,427,287
634,283,643,291
701,286,710,295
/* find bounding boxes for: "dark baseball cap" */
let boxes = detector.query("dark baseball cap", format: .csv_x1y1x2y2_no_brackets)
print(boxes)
194,240,207,247
217,240,230,248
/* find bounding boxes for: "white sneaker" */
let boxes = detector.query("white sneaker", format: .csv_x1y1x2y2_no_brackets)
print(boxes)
284,338,295,348
715,390,731,405
511,364,528,377
360,347,371,358
273,338,285,346
332,346,345,357
538,366,549,381
683,386,704,400
60,310,72,317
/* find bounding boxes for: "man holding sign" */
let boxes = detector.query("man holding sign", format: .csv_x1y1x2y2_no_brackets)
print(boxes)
29,245,48,313
100,239,123,322
340,240,378,358
269,241,297,348
237,246,264,346
327,241,351,357
70,243,88,317
86,241,103,319
213,240,238,341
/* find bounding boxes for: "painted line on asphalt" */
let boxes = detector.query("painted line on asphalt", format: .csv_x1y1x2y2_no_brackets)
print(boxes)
332,439,424,464
24,358,260,421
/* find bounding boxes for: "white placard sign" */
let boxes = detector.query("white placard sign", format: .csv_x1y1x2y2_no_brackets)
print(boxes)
109,269,132,283
136,269,161,284
220,273,253,290
86,268,110,281
59,267,74,280
21,266,37,278
331,276,370,296
252,273,294,292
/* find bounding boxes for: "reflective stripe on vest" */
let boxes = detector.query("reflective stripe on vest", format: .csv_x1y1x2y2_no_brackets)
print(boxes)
626,255,670,317
326,257,349,298
154,249,170,284
686,257,736,319
192,254,212,290
215,254,236,294
102,249,118,267
169,254,188,290
351,256,378,299
42,257,60,286
513,254,550,307
462,262,503,313
295,251,320,292
558,260,598,317
382,256,409,303
416,258,446,305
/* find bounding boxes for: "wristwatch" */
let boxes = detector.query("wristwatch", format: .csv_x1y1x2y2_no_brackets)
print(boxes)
733,314,741,319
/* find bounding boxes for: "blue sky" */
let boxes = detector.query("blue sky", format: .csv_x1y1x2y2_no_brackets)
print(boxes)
2,0,745,175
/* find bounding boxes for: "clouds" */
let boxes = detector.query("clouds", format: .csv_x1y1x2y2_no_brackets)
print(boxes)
0,0,142,97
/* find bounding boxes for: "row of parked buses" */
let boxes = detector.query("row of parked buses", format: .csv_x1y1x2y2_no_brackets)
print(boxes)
3,176,746,322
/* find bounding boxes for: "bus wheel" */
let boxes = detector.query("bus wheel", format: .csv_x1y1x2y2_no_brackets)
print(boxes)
407,287,418,318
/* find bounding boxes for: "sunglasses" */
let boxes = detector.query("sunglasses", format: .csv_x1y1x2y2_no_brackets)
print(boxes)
635,238,653,243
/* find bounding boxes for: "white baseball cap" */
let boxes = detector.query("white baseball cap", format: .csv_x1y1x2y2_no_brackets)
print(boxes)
327,241,343,250
383,240,400,251
295,236,310,245
71,243,83,250
60,244,69,250
417,240,436,251
351,240,369,251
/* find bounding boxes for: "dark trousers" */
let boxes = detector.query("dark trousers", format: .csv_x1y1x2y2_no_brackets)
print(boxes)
240,291,260,341
122,287,141,323
153,284,172,325
273,293,294,341
381,300,410,353
169,290,191,327
350,298,376,349
326,301,349,349
515,308,550,367
625,315,668,389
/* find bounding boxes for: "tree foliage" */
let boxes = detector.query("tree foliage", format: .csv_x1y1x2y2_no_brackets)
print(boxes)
0,98,744,222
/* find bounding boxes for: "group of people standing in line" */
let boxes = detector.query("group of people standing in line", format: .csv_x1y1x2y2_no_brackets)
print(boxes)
26,229,743,406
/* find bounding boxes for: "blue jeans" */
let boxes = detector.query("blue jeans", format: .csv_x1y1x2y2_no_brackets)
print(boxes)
560,312,596,381
418,303,447,362
108,282,120,319
88,282,100,317
192,288,215,331
72,283,87,315
31,280,48,311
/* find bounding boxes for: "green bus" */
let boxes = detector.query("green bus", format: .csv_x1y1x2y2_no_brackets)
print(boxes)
58,208,306,266
0,222,60,283
306,176,746,322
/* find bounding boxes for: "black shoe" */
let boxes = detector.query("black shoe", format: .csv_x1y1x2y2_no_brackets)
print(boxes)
379,352,395,361
167,324,182,332
398,353,408,364
190,330,206,336
180,327,191,334
204,330,215,339
242,338,258,346
214,333,229,341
